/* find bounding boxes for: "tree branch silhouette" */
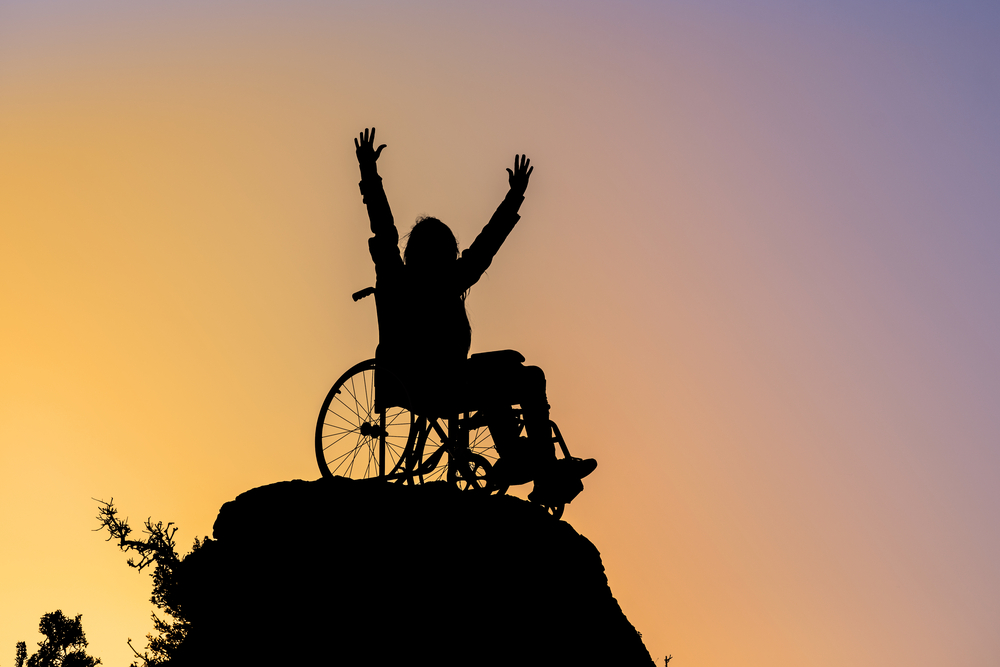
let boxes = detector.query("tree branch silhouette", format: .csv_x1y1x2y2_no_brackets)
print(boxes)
94,498,205,666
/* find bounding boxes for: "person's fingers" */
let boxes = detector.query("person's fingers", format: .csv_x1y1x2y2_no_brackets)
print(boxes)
507,168,514,179
374,144,386,159
526,165,533,178
355,137,360,150
370,127,376,145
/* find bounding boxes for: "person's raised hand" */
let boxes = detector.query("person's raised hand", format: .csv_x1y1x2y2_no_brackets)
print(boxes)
355,127,386,166
506,154,533,196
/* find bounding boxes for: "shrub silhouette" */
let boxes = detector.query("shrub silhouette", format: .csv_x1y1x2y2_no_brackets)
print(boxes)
94,498,205,666
14,610,101,667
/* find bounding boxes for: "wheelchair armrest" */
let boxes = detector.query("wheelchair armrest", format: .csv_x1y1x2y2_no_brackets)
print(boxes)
468,349,526,365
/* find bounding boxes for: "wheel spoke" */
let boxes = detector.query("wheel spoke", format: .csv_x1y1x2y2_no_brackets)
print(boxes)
362,370,371,418
322,429,363,452
332,390,365,424
348,375,365,423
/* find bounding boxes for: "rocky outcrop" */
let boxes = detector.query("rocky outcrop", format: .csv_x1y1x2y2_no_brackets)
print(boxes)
175,478,654,666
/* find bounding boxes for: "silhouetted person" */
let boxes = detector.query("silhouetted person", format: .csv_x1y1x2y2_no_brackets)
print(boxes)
354,127,595,500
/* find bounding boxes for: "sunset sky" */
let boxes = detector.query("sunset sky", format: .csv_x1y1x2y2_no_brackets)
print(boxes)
2,2,999,665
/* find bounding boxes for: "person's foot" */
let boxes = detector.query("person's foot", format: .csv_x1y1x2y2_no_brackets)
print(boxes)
528,457,591,506
528,473,582,507
566,457,598,479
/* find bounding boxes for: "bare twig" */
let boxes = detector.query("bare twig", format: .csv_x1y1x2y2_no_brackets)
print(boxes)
93,498,179,572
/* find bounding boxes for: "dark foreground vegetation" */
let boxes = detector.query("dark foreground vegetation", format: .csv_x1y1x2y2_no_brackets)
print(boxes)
14,610,101,667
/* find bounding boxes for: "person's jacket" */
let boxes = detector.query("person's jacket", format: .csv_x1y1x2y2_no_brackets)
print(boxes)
359,163,524,412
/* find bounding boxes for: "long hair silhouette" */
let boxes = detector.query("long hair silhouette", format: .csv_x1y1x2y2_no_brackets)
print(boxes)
404,216,459,269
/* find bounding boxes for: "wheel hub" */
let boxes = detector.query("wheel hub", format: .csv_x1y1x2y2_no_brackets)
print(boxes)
359,422,386,438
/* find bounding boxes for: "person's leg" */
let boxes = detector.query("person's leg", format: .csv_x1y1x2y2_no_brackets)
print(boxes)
461,354,553,479
461,355,519,446
516,365,556,467
462,352,597,501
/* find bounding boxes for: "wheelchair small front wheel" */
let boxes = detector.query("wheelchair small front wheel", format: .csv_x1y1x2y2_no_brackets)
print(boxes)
447,453,493,493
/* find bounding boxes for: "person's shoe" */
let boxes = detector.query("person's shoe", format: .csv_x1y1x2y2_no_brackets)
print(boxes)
528,459,585,506
528,473,583,506
566,457,598,479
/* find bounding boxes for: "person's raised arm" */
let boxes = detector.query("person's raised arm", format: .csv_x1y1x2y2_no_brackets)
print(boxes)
458,154,533,289
355,127,401,269
355,127,394,233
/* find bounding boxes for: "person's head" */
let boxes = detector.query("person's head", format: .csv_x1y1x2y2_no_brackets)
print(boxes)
404,217,458,269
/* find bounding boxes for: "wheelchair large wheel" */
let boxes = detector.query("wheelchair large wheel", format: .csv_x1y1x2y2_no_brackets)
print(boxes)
315,359,414,480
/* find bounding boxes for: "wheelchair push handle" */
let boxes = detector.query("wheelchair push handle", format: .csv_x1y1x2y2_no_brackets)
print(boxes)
352,286,376,302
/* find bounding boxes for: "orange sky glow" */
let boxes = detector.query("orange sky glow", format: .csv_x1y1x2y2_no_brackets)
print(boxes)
2,2,999,665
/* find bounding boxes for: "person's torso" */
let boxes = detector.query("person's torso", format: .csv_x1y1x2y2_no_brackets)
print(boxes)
374,265,470,408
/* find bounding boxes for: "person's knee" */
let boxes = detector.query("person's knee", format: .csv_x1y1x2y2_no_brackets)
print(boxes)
523,365,546,390
520,366,548,411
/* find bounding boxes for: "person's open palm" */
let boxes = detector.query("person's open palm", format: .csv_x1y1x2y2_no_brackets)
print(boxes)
355,127,386,165
507,154,533,196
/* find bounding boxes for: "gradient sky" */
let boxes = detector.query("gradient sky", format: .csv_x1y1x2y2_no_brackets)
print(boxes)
2,2,999,665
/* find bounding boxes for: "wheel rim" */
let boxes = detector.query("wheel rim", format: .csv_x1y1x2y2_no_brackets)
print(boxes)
447,453,492,492
315,360,414,480
467,411,513,495
417,418,449,483
468,415,501,470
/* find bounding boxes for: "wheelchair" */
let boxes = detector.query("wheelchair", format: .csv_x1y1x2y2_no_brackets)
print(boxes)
314,288,574,519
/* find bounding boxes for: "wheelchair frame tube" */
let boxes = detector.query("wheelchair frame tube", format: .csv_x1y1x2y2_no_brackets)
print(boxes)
379,409,386,479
